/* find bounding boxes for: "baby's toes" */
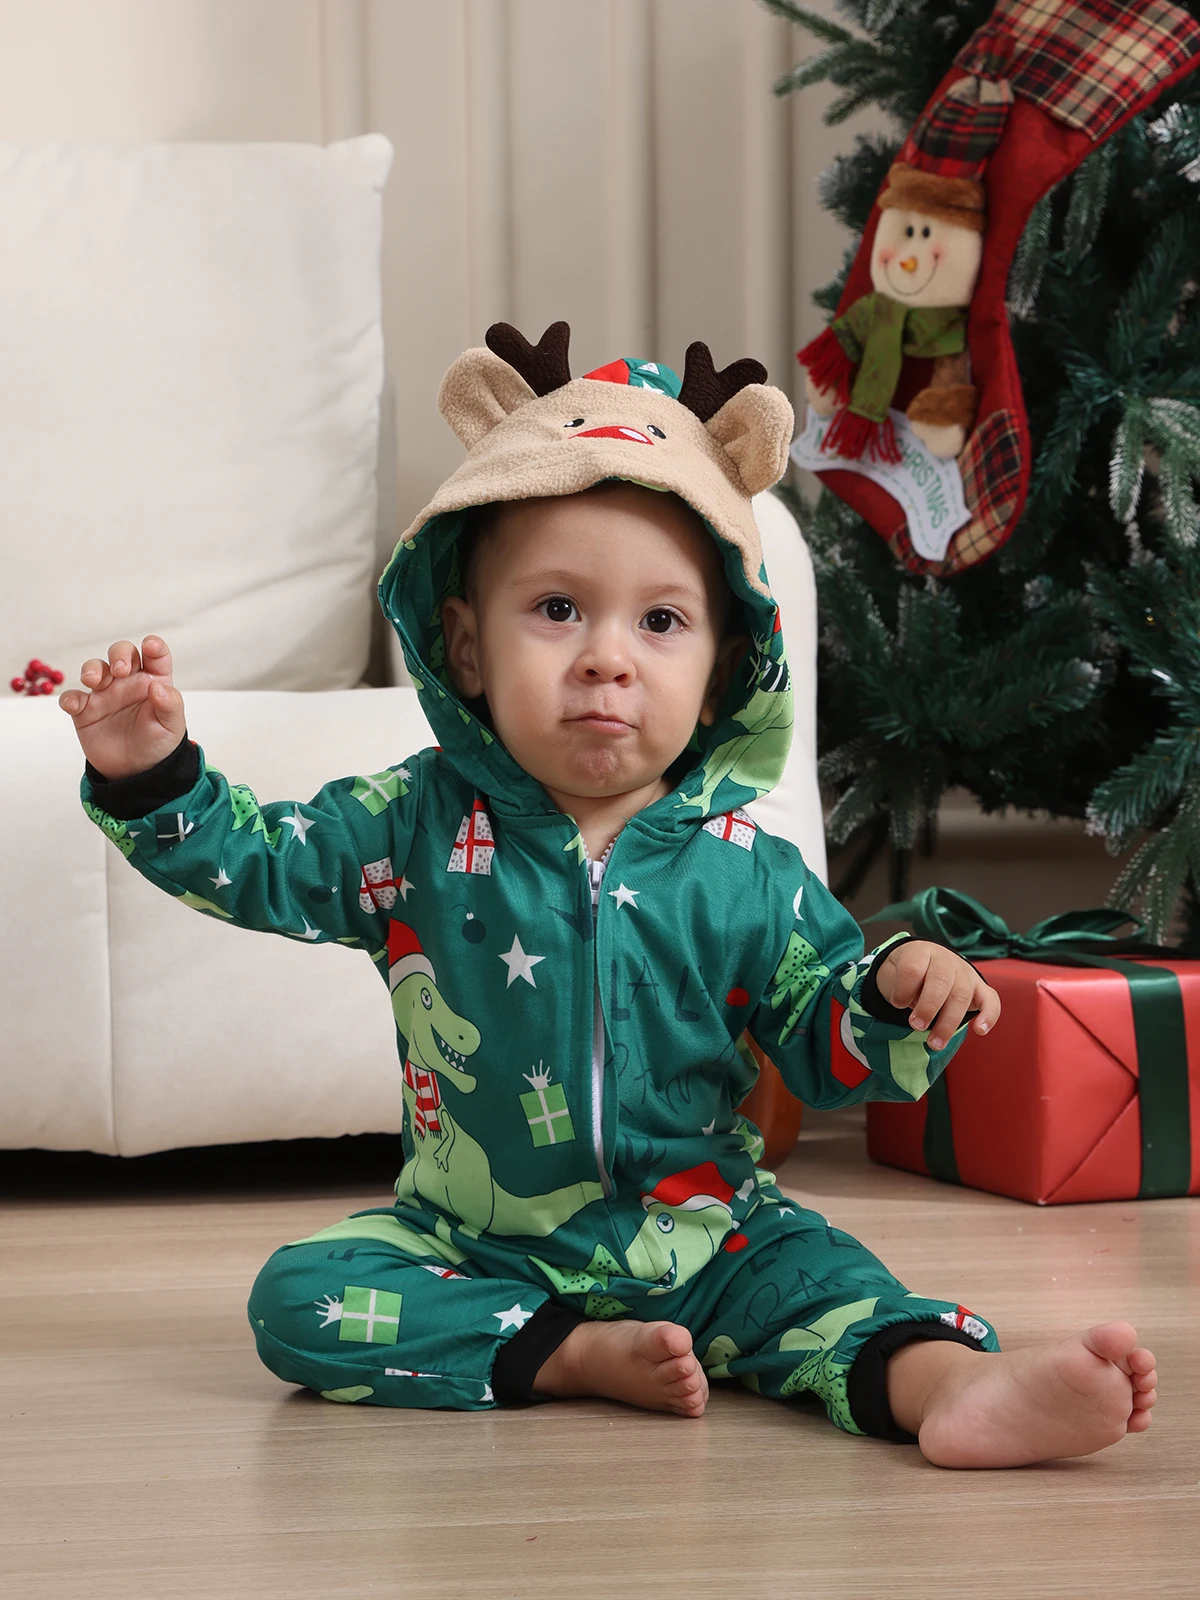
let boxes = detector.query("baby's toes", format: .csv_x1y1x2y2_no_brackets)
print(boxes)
1128,1346,1157,1377
1131,1386,1157,1412
1127,1407,1153,1433
1132,1365,1158,1393
657,1354,698,1386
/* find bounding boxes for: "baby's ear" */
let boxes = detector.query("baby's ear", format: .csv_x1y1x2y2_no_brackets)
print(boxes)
706,385,794,496
439,348,536,449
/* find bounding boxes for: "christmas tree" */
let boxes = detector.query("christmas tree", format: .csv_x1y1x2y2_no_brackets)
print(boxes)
764,0,1200,942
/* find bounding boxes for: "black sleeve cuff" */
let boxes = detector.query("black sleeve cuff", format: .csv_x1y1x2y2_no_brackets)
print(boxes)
858,934,985,1028
491,1301,588,1406
847,1320,986,1442
858,934,916,1025
84,730,200,821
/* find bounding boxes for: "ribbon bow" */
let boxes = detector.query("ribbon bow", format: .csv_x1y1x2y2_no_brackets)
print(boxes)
865,886,1176,963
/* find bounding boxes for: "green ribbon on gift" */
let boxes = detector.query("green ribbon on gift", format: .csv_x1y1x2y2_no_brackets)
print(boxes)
865,887,1193,1200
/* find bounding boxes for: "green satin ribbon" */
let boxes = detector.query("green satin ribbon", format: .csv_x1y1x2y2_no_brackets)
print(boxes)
866,887,1193,1200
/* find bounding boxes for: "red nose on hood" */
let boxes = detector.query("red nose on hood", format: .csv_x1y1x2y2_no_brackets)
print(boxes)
572,424,655,445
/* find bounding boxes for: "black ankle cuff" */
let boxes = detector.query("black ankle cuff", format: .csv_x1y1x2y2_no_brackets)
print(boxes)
848,1321,986,1442
491,1302,588,1406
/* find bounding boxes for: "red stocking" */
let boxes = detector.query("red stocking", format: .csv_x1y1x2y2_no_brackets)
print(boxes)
801,0,1200,576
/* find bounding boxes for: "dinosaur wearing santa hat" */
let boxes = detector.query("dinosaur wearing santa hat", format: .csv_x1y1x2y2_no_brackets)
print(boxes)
387,919,603,1237
623,1160,757,1293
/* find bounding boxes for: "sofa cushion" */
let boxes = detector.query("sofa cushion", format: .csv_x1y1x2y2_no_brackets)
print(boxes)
0,134,393,694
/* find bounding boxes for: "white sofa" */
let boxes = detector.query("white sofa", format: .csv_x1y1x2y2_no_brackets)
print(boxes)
0,138,824,1156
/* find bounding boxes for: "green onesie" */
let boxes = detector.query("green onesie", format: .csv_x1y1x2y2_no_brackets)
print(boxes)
79,331,997,1438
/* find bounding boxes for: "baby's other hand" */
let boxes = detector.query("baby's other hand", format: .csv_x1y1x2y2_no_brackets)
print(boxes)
58,635,187,782
875,939,1001,1050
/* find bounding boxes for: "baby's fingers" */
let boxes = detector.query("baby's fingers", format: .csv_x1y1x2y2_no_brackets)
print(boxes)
79,656,111,692
108,638,140,677
971,981,1002,1037
140,634,174,683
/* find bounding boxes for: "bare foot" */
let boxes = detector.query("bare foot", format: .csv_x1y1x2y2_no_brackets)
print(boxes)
889,1321,1158,1469
532,1319,708,1418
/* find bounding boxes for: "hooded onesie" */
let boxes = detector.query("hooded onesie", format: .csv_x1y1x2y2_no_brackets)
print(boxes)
79,321,998,1441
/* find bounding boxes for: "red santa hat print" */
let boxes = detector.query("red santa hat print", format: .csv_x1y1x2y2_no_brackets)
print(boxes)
641,1161,738,1213
387,920,435,994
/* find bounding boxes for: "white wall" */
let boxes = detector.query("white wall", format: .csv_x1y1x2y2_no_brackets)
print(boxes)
0,0,882,528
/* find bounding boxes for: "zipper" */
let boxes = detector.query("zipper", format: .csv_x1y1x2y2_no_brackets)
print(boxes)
587,848,615,1199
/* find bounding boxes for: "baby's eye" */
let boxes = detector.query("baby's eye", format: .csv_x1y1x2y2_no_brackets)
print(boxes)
647,424,666,439
538,595,578,623
564,418,585,428
642,607,682,635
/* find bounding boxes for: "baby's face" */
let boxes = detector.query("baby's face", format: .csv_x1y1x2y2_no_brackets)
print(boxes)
440,484,747,805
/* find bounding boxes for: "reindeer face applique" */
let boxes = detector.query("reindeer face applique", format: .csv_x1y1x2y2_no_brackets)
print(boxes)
427,320,795,601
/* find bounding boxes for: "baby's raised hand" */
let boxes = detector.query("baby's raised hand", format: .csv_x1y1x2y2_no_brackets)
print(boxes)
58,636,187,782
875,939,1001,1051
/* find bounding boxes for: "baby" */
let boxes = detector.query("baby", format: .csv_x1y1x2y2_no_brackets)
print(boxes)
61,321,1157,1466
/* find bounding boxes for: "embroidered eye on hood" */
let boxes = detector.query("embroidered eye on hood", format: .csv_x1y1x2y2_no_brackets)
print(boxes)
376,320,796,834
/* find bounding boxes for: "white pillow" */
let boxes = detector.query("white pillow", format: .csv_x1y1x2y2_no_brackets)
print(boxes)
0,134,393,693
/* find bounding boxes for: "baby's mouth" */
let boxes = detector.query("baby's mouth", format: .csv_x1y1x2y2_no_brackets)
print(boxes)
571,713,632,732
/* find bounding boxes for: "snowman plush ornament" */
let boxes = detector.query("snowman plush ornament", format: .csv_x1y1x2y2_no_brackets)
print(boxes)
800,162,985,465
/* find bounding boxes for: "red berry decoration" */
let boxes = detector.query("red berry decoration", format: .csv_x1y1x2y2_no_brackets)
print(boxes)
8,658,64,696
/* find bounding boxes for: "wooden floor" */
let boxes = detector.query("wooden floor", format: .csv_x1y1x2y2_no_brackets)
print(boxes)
4,1107,1199,1599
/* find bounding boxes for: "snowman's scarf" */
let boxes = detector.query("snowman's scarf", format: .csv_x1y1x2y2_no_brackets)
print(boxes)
833,294,966,424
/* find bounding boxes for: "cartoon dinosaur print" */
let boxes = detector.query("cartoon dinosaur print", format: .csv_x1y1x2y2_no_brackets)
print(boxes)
622,1162,755,1295
228,782,283,850
388,929,603,1238
673,644,793,818
769,930,830,1042
81,801,136,859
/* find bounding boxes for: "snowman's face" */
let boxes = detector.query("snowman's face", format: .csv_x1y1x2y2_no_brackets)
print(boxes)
870,207,982,309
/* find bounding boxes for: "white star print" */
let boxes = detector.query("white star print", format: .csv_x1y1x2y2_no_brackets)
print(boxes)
282,805,314,844
298,919,322,942
499,936,544,988
493,1303,534,1332
793,883,804,918
608,883,640,910
702,1119,716,1135
210,867,232,889
396,875,415,902
482,1383,494,1403
778,1205,796,1217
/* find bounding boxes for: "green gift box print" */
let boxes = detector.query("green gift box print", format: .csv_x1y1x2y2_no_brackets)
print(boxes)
520,1065,576,1147
337,1286,403,1343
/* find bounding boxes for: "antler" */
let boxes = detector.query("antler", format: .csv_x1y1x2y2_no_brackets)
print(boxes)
677,343,767,423
484,321,572,396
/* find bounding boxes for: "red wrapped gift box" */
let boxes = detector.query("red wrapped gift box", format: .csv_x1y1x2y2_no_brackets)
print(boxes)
866,955,1200,1205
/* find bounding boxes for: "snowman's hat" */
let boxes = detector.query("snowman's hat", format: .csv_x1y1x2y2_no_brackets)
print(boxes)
878,162,986,233
387,920,435,994
641,1161,736,1213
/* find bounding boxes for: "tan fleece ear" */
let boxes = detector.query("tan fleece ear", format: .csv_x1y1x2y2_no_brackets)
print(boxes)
438,347,536,449
705,384,794,495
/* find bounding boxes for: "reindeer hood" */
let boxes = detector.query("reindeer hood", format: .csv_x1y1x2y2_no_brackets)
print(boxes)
377,321,796,828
